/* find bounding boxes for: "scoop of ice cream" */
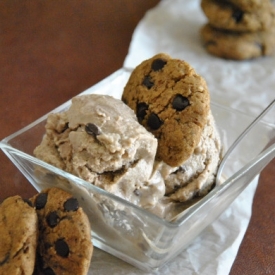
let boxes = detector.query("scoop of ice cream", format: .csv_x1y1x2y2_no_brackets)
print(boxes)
155,112,221,203
34,94,165,210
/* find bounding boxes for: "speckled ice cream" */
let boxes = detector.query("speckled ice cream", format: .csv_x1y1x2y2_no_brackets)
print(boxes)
34,93,221,220
34,94,165,211
159,112,221,202
148,112,221,220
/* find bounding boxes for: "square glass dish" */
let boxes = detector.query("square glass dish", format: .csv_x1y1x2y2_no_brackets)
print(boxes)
1,68,275,272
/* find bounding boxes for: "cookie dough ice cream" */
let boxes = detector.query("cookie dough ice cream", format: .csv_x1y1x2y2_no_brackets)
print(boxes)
156,113,221,203
34,94,165,212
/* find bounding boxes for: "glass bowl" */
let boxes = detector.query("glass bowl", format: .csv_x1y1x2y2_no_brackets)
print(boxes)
1,68,275,272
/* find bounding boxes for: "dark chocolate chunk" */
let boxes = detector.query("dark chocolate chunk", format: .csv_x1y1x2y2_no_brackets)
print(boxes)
35,193,48,210
136,102,148,121
147,113,162,130
55,238,69,257
85,123,101,136
172,166,186,174
232,9,243,23
151,58,167,71
61,122,69,133
172,95,189,111
46,211,60,228
142,75,154,89
64,197,79,212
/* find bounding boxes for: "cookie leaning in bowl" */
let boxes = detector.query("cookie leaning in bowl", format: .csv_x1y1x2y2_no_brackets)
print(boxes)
30,187,93,275
200,23,275,60
201,0,275,32
0,196,38,275
122,53,210,167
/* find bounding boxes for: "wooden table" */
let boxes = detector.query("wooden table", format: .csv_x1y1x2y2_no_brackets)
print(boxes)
1,1,274,274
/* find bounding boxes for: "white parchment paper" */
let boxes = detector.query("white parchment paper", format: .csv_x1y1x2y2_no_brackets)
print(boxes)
89,0,275,274
124,0,275,118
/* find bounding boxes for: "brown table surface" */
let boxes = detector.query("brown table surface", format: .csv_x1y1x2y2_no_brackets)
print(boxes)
1,1,275,274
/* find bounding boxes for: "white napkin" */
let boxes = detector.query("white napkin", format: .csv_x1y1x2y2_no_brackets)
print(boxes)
90,0,275,274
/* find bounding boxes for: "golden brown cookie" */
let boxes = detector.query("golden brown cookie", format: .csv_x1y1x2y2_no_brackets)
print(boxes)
201,0,275,32
200,23,275,60
122,53,210,167
0,196,38,275
30,188,93,275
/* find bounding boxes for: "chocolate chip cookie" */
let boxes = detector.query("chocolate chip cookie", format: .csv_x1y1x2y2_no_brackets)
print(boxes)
30,188,93,275
200,23,275,60
201,0,275,32
0,196,38,275
122,53,210,167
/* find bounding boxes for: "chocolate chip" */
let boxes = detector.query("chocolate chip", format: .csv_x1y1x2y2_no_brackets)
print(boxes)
232,9,243,23
136,102,148,121
147,113,162,130
172,95,189,111
35,193,48,210
85,123,101,136
55,238,69,257
46,211,60,228
64,197,79,212
61,122,69,133
43,267,56,275
172,166,186,174
151,58,167,71
142,75,154,89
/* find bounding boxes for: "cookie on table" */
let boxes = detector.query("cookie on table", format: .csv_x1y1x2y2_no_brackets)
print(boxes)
122,53,210,167
201,0,275,32
0,195,38,275
30,188,93,275
200,23,275,60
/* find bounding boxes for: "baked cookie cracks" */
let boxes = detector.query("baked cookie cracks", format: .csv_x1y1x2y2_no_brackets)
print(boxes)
122,53,210,167
30,188,93,275
0,196,38,275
